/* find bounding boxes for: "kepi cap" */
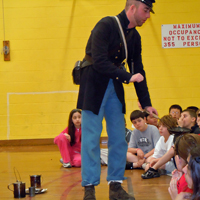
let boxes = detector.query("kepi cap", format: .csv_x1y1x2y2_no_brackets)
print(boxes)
136,0,155,13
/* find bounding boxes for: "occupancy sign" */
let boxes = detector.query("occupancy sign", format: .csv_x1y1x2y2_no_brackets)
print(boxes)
162,23,200,48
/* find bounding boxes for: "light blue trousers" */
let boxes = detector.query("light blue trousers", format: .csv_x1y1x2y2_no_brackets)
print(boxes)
81,79,128,186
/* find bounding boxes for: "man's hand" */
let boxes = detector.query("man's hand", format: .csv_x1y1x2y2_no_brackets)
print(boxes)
129,73,144,83
145,106,158,116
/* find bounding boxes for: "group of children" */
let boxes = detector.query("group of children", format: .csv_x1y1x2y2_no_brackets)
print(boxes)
53,105,200,200
126,105,200,200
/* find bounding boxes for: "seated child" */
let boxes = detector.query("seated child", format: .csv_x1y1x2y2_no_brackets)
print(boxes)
144,111,159,128
176,145,200,200
186,106,199,113
178,109,200,134
141,131,191,179
168,134,200,199
138,100,159,128
54,109,82,168
148,109,200,175
169,104,182,122
144,115,177,174
126,110,160,169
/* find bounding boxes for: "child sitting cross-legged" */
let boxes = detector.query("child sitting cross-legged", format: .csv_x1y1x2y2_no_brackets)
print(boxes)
126,110,160,170
143,115,177,174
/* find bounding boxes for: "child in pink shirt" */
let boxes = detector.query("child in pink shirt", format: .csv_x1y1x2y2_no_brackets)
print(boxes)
54,109,82,168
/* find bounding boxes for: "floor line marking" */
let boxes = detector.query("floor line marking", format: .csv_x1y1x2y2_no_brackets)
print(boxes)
127,176,134,196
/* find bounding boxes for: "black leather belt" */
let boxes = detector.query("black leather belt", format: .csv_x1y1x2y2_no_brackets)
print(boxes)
81,54,121,69
81,54,93,68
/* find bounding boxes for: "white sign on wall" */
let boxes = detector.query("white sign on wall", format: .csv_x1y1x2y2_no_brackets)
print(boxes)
162,23,200,48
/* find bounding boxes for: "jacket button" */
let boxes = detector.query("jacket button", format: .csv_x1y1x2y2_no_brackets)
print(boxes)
124,80,127,83
118,50,120,52
115,56,118,59
116,77,119,80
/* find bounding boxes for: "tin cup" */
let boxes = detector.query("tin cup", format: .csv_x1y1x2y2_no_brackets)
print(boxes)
29,186,35,197
30,175,42,188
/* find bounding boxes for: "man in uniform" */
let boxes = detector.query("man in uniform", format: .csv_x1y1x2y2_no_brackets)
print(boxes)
77,0,157,199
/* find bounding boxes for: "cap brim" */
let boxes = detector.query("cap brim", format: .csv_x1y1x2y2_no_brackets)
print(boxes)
150,8,155,14
137,0,155,14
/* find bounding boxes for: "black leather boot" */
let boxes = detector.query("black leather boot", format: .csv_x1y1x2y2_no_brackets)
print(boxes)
83,185,96,200
109,182,135,200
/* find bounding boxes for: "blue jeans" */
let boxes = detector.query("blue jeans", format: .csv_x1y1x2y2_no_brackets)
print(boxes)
81,79,128,186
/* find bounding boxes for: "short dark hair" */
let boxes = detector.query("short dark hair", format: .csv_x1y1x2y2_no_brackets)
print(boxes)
130,110,145,121
187,106,199,113
169,104,182,113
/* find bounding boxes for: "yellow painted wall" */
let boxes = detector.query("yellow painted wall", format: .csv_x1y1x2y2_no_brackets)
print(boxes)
0,0,200,140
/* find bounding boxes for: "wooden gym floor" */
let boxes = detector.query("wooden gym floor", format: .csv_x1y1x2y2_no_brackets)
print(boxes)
0,144,171,200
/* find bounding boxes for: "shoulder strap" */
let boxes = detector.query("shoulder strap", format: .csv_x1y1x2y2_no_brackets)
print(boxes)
82,17,131,69
113,16,128,63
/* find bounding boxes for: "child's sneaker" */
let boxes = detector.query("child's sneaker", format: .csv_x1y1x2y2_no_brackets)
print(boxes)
60,158,72,168
63,162,72,168
60,158,64,164
141,167,160,179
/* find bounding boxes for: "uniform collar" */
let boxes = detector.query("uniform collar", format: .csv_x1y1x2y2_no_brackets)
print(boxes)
117,10,135,31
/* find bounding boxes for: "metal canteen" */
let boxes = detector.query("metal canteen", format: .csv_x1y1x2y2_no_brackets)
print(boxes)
7,181,26,198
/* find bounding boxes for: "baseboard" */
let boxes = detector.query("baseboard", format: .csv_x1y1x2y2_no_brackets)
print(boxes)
0,137,108,146
0,138,55,146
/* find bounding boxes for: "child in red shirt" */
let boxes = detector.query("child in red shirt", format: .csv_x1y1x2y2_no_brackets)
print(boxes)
168,134,200,200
